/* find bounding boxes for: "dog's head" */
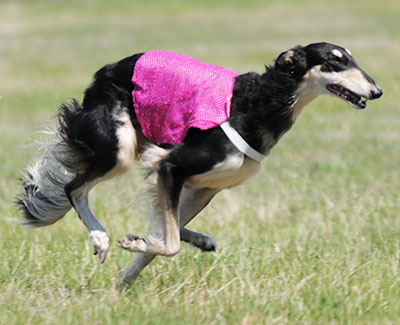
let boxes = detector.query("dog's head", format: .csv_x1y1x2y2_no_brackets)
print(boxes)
275,42,383,109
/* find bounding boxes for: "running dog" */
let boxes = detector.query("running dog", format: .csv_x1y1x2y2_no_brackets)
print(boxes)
17,42,382,284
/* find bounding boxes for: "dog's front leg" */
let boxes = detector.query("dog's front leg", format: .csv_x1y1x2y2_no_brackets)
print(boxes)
178,186,218,252
119,161,183,256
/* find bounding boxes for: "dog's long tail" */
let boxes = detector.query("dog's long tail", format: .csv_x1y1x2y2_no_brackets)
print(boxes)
17,99,89,227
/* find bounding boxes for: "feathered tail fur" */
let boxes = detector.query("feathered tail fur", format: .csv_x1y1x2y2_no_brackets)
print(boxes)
17,100,89,227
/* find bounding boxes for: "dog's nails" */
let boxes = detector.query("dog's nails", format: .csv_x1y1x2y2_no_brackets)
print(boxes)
100,253,107,263
125,234,140,241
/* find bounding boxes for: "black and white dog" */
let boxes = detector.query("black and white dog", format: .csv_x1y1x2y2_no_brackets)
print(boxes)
17,42,382,284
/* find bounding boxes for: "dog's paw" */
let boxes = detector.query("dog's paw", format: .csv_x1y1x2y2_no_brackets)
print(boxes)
117,234,143,252
89,230,109,263
194,235,217,252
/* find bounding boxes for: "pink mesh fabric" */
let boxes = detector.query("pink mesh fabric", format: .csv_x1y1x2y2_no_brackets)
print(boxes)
132,51,239,144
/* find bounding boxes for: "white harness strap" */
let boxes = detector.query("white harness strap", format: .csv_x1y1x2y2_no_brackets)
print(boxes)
220,121,266,162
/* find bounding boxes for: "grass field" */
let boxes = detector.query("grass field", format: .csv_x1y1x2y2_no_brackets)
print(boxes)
1,0,399,323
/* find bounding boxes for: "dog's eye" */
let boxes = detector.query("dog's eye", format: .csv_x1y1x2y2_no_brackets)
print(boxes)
328,53,342,64
332,56,340,62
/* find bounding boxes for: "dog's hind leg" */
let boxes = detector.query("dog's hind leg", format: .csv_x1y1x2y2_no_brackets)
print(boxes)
120,187,217,284
58,99,137,263
120,253,156,285
65,172,110,263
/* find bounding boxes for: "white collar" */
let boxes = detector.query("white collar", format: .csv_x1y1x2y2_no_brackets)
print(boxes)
220,121,266,162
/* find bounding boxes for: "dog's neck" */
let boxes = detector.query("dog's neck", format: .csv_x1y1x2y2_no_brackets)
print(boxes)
229,67,318,155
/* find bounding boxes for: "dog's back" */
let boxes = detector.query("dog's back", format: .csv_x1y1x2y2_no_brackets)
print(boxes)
17,43,382,282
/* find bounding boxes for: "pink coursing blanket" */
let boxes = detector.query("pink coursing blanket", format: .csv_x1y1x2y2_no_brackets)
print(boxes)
131,51,239,144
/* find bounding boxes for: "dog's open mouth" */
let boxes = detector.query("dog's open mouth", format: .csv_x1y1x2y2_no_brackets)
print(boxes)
326,84,368,109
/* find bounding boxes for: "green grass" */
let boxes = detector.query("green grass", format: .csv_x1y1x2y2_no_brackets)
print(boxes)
1,0,400,323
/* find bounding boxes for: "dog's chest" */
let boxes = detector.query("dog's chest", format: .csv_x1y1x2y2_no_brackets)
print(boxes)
185,154,261,190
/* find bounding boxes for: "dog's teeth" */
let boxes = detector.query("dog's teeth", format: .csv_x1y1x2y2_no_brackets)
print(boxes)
357,98,367,109
359,98,367,104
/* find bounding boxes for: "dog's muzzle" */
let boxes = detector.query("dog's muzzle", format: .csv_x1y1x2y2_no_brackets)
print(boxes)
326,83,383,110
369,86,383,100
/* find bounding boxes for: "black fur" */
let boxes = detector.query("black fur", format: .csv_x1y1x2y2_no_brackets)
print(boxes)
304,42,356,72
17,43,365,227
17,54,145,226
53,47,318,196
58,54,144,176
228,69,297,151
304,42,380,91
16,43,382,279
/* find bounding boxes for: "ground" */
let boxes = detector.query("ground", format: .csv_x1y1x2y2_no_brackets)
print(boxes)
0,0,399,323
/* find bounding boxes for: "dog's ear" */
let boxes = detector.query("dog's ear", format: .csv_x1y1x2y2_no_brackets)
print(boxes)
275,46,307,77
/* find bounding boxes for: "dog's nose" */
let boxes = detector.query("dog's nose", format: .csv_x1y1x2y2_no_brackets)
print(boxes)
370,86,383,99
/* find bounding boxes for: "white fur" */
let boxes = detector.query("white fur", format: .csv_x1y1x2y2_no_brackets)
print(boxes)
139,144,170,169
115,110,137,171
120,231,180,256
299,65,377,100
89,230,109,263
139,144,171,186
332,49,343,58
21,149,72,227
186,153,261,190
